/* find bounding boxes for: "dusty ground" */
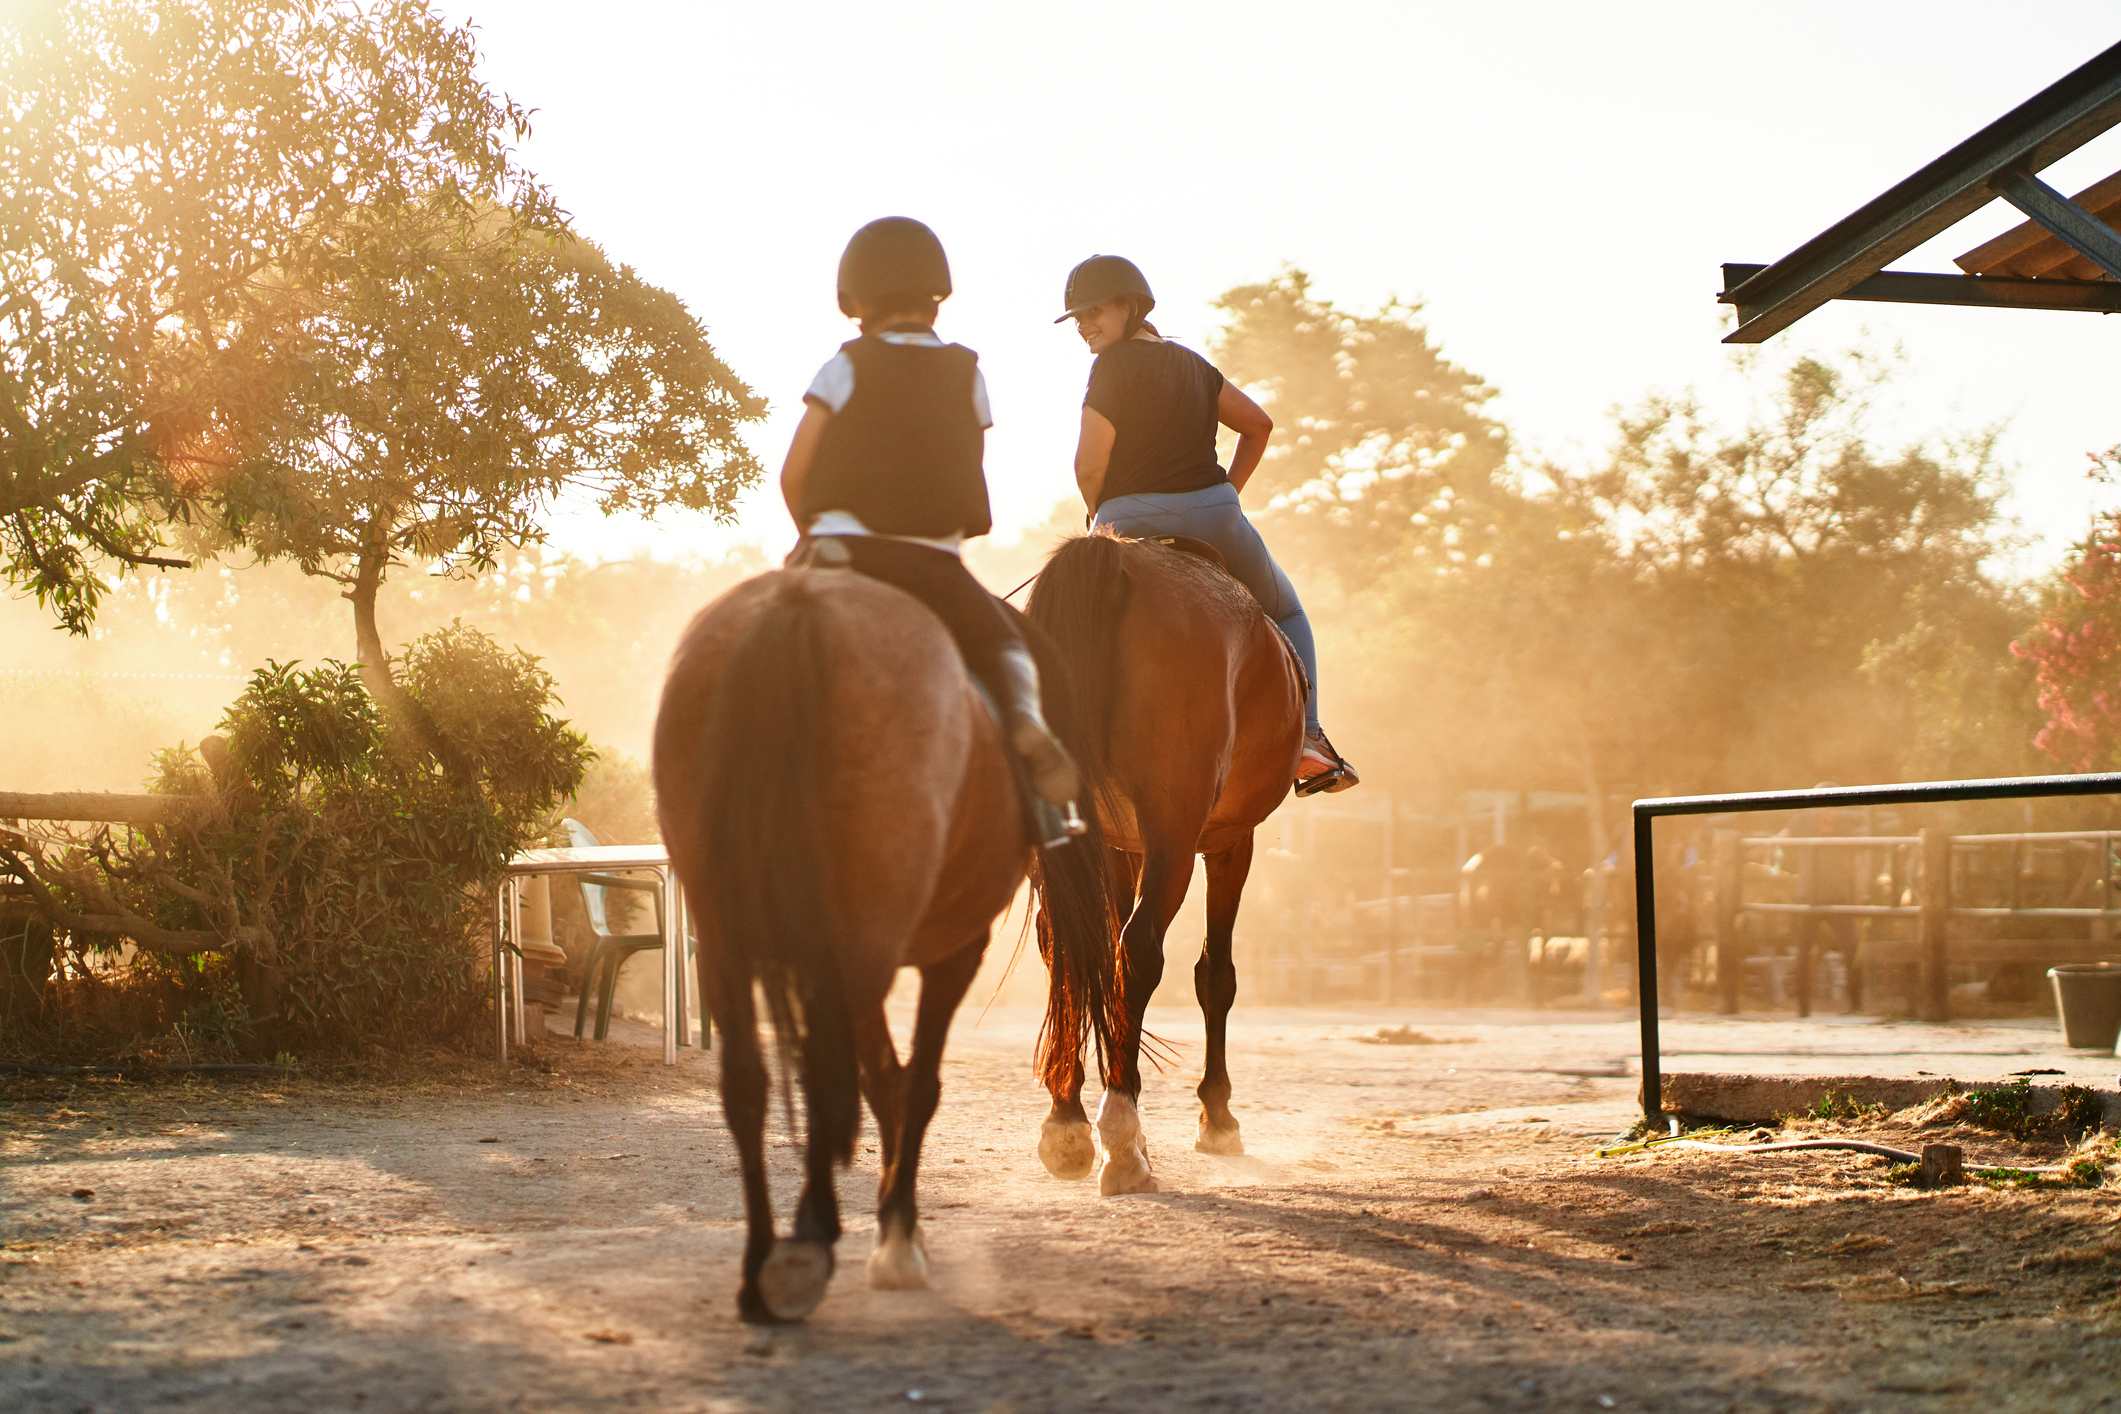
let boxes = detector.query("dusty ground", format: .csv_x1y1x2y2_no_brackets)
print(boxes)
4,995,2119,1413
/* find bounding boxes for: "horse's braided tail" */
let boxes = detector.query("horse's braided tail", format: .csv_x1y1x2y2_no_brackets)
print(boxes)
696,576,859,1166
1025,533,1132,1089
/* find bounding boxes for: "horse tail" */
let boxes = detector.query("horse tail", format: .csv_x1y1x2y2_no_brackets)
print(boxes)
1024,535,1132,1089
696,575,859,1167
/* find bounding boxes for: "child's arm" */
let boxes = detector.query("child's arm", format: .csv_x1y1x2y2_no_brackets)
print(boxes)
1074,406,1117,513
780,403,832,525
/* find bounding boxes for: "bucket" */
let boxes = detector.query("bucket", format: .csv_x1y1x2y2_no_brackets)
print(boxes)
2047,963,2121,1050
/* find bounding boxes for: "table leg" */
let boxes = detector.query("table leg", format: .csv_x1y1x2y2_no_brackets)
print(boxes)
494,884,508,1063
662,869,678,1066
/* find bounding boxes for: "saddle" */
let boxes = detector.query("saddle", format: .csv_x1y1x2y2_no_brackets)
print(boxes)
1145,534,1227,572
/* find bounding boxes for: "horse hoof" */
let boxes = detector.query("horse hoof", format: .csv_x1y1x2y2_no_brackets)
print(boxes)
1099,1148,1160,1196
758,1239,835,1322
1196,1122,1245,1156
1039,1118,1096,1180
867,1223,930,1291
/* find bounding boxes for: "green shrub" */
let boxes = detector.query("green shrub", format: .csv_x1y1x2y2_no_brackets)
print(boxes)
1962,1079,2106,1144
4,622,589,1056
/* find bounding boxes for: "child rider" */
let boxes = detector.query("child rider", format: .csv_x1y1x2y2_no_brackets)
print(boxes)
780,216,1082,834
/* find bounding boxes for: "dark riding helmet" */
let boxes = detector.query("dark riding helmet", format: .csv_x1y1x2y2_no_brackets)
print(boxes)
1056,254,1154,323
837,217,952,316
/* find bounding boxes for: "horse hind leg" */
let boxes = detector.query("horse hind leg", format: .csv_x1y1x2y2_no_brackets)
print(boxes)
716,979,786,1324
1037,845,1134,1180
869,937,982,1291
759,1039,852,1323
1195,834,1252,1156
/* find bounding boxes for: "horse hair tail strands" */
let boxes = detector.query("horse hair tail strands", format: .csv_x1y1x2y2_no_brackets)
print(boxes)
1025,532,1130,787
1024,534,1132,1090
695,576,860,1168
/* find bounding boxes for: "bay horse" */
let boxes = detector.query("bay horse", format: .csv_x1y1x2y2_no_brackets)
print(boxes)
1026,532,1305,1195
653,567,1121,1322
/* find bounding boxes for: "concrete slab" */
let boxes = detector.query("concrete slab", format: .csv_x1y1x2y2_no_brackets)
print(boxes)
1658,1070,2121,1127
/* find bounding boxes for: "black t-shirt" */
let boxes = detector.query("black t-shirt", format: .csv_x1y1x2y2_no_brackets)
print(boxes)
1084,338,1227,505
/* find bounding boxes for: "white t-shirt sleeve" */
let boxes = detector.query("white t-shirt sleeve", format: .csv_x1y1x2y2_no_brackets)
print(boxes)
803,352,856,414
971,366,993,429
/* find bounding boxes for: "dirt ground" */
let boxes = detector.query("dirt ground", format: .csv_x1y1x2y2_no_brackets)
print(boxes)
4,994,2119,1413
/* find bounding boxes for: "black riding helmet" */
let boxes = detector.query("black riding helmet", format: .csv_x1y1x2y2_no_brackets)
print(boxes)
837,217,952,316
1056,254,1154,323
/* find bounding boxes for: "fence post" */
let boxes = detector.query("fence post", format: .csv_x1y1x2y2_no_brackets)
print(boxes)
1713,829,1742,1014
1919,827,1951,1022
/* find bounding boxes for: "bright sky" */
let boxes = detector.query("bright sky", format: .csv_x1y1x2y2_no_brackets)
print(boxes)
451,1,2121,573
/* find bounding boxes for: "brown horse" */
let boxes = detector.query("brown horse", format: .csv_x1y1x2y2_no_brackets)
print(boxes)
1025,533,1305,1195
653,568,1121,1322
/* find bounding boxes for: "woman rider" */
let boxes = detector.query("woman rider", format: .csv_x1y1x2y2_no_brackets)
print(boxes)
1061,254,1357,795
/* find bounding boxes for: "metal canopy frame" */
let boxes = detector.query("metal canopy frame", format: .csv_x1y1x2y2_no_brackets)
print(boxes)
1630,771,2121,1123
1721,40,2121,343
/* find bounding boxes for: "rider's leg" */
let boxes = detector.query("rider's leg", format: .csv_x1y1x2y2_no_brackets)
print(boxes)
821,536,1078,804
1093,486,1353,786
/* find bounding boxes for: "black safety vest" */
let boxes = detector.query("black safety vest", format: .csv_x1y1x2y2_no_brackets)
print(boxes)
800,336,992,539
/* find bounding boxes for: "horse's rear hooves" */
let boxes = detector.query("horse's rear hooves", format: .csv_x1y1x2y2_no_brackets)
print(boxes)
1196,1123,1245,1156
867,1224,930,1291
759,1239,835,1322
1039,1118,1096,1180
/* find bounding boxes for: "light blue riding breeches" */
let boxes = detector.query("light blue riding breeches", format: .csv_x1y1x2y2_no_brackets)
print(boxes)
1091,481,1321,733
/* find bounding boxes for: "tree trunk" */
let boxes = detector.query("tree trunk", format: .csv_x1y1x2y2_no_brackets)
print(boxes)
344,537,447,765
348,544,391,698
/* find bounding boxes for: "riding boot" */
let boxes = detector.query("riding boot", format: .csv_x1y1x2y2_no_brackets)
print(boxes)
994,644,1080,805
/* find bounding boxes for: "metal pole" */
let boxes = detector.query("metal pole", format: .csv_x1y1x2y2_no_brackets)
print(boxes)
1633,771,2121,1124
1633,807,1661,1122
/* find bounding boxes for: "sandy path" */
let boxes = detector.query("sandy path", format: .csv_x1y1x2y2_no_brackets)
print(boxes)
4,1001,2118,1412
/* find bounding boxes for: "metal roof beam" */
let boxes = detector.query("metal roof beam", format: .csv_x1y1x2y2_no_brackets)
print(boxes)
1720,262,2121,314
1722,40,2121,344
1989,167,2121,280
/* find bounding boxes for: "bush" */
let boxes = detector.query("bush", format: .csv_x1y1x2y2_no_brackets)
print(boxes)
0,623,589,1057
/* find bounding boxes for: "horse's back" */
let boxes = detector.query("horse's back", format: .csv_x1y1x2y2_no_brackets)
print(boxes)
1035,536,1302,852
653,568,1022,989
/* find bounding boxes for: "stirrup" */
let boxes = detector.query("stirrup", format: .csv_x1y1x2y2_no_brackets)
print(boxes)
1032,797,1089,851
1293,766,1350,799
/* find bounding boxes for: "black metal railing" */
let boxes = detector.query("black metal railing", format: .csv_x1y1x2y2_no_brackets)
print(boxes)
1631,772,2121,1121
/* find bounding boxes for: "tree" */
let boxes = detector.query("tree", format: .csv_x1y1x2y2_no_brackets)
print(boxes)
210,199,763,694
2015,448,2121,771
2,0,549,629
1208,267,1512,587
1318,343,2031,804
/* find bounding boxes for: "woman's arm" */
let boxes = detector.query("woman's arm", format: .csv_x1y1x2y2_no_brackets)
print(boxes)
779,402,832,523
1218,381,1273,494
1075,405,1117,513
